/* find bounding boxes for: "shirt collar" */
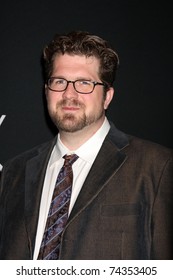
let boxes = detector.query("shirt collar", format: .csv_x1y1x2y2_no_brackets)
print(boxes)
50,117,110,166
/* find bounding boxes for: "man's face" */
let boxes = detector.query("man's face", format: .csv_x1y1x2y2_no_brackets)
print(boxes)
46,54,114,133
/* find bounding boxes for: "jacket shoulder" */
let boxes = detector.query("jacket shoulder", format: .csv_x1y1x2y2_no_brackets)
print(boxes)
2,138,56,169
128,135,173,157
108,122,173,160
123,136,173,177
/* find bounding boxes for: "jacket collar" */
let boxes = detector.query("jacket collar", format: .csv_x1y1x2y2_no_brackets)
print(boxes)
108,121,129,150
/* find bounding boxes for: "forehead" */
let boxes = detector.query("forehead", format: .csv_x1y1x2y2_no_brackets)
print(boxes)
53,54,100,70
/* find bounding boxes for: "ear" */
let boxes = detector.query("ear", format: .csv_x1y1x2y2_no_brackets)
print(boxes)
104,87,114,110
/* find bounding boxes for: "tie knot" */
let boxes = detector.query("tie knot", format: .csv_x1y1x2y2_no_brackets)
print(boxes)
63,154,79,166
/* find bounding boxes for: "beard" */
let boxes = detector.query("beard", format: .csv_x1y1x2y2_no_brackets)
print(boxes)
48,98,105,133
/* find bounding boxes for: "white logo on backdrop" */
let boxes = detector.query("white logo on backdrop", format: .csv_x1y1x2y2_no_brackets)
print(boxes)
0,115,7,172
0,115,6,126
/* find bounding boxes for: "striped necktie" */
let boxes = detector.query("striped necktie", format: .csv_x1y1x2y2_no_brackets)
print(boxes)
38,153,78,260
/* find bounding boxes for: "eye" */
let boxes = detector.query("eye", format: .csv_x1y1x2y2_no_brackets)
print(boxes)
54,78,66,85
78,80,92,86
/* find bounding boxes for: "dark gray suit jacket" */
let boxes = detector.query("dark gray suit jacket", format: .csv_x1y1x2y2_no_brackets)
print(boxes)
0,123,173,259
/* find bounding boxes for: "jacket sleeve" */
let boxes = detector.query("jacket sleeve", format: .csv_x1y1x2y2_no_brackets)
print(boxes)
151,156,173,259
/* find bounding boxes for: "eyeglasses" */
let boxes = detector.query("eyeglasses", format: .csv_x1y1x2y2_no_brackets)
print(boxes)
47,77,106,94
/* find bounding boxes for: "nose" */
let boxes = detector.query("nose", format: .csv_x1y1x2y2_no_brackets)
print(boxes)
62,81,78,98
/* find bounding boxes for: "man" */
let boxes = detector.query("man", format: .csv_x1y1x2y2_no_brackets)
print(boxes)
0,31,172,260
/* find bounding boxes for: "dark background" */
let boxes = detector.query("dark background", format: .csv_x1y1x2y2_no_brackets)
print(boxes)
0,0,172,169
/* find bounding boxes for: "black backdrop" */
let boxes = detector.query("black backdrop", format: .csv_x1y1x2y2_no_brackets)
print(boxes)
0,0,173,171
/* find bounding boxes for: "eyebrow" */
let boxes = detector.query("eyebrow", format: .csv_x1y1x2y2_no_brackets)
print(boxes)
51,76,93,81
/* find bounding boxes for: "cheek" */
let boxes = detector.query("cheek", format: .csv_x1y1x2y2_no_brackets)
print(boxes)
84,96,104,112
46,92,60,106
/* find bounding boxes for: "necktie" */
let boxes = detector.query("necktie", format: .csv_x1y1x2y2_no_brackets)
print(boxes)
38,153,78,260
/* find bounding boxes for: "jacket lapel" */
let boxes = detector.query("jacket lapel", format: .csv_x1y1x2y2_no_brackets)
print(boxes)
24,139,56,254
69,124,129,221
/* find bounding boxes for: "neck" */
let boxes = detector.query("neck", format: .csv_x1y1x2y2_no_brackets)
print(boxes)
59,117,105,150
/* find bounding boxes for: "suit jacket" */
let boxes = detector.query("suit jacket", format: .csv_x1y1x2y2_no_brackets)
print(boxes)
0,123,173,260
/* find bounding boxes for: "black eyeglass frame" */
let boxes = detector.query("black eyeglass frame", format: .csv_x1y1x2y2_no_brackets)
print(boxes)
47,77,106,94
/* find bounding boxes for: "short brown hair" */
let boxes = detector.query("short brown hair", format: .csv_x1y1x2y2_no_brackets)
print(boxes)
43,30,119,87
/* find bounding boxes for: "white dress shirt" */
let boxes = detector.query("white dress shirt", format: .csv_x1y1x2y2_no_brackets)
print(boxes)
33,117,110,259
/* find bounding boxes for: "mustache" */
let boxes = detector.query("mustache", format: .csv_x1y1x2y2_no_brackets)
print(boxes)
57,99,85,108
